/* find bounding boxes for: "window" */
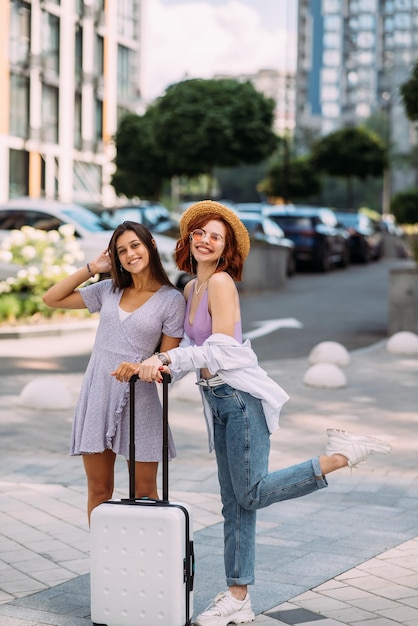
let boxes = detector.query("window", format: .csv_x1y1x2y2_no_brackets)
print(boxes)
74,94,82,150
323,15,341,31
118,0,136,38
394,30,412,45
394,13,412,28
323,33,340,48
75,26,83,82
357,32,375,48
9,1,31,65
42,11,60,74
95,100,103,143
358,14,375,29
8,150,29,199
117,45,136,99
322,102,340,117
322,68,339,83
42,85,59,143
9,74,29,138
384,16,394,31
357,51,374,64
357,0,376,9
356,102,371,117
321,86,339,100
394,0,411,7
323,50,340,66
323,0,340,10
95,35,104,77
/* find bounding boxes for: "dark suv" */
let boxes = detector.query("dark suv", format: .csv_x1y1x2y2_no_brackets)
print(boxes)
265,205,350,272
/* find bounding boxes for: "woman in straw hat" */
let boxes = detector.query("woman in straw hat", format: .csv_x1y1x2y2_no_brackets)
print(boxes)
113,200,391,626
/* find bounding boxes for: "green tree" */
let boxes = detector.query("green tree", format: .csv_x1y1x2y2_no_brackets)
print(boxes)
400,60,418,122
258,155,322,202
151,78,278,195
112,78,278,200
112,110,170,200
390,189,418,224
311,126,387,208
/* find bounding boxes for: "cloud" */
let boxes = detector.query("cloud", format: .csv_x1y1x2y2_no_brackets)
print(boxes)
141,0,296,101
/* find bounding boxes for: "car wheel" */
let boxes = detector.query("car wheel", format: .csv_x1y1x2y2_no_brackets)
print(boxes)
360,241,370,263
317,248,331,272
287,252,296,277
339,245,350,268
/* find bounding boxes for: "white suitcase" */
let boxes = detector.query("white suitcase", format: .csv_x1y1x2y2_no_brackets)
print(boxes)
90,374,194,626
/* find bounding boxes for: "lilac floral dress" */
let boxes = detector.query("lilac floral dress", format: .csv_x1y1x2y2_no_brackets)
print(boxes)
70,280,185,461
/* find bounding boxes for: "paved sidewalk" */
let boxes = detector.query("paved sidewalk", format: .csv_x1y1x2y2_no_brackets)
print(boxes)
0,327,417,625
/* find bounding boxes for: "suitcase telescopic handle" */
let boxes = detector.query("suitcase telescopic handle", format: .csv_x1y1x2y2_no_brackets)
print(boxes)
128,372,171,501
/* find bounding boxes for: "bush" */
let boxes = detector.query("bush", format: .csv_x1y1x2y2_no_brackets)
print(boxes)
390,189,418,224
0,225,95,324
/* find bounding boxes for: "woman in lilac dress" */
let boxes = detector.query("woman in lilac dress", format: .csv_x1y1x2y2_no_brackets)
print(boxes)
43,221,185,522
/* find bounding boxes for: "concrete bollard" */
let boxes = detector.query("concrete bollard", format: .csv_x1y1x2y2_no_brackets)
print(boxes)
388,262,418,335
239,243,290,291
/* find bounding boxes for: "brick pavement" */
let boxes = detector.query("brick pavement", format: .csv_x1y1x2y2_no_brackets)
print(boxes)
0,327,417,625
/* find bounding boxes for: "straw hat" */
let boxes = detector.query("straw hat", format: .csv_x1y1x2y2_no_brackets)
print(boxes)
179,200,251,259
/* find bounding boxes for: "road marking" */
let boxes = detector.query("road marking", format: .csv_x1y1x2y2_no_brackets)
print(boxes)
243,318,303,340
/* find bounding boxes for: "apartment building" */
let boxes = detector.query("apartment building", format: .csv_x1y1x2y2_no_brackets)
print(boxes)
296,0,418,193
0,0,142,205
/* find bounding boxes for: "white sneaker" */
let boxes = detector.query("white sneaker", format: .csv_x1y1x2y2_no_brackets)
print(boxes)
194,591,255,626
326,428,392,468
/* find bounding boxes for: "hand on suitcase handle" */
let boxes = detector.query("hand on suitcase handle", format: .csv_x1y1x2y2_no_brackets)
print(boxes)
112,358,171,384
129,372,171,384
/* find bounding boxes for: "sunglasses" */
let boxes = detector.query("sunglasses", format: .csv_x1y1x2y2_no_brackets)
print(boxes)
190,228,224,245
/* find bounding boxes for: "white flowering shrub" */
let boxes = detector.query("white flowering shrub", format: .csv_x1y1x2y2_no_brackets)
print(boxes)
0,225,89,322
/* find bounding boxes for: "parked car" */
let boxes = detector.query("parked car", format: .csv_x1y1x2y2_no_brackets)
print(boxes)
0,198,187,288
334,211,383,262
235,202,272,213
265,205,350,272
99,201,177,235
237,211,296,276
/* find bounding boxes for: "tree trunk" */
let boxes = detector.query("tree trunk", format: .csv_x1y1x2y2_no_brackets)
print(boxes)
346,176,354,209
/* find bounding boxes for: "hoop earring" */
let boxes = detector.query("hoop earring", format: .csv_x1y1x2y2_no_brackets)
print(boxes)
120,263,124,272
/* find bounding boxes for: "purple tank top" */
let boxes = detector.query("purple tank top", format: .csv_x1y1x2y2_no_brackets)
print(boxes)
184,284,242,346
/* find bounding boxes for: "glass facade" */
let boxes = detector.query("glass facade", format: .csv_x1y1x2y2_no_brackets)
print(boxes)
9,74,29,138
3,0,141,203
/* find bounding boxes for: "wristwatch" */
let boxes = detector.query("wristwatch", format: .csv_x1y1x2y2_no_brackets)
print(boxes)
157,352,170,366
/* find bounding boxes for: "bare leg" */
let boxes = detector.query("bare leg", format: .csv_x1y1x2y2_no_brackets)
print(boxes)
319,454,348,476
127,460,159,500
229,584,248,600
83,449,116,524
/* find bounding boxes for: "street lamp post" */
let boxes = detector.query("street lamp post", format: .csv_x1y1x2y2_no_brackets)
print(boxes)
381,91,392,215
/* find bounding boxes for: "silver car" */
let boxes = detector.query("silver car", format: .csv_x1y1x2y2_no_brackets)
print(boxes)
0,197,186,287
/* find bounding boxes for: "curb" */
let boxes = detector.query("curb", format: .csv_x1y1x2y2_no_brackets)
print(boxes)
0,318,99,339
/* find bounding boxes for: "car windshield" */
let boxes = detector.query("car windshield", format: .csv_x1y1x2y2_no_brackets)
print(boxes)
142,206,172,226
336,214,360,226
337,213,372,229
62,207,112,232
270,215,313,229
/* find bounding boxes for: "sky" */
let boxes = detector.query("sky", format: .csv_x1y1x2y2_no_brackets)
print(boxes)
140,0,298,101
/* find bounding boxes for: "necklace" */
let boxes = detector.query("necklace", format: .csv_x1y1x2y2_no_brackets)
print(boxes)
195,280,208,295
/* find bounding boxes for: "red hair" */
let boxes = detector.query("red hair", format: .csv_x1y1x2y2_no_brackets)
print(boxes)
175,213,244,281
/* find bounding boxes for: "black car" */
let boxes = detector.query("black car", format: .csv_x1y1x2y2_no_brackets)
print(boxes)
334,212,383,262
265,205,350,272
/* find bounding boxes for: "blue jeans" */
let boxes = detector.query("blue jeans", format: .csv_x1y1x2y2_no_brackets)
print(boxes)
201,382,328,587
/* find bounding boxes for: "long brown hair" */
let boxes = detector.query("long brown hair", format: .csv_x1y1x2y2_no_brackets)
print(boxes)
175,213,244,281
108,221,175,290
